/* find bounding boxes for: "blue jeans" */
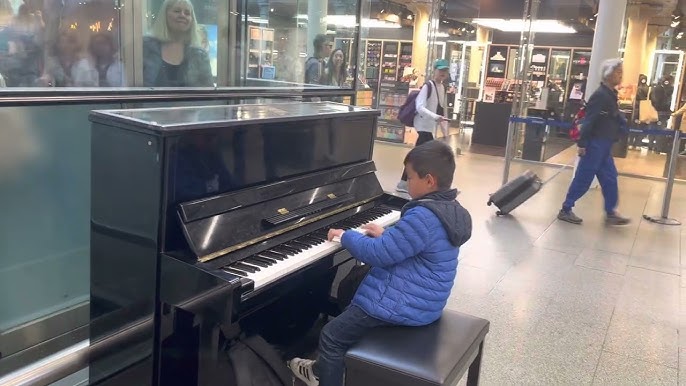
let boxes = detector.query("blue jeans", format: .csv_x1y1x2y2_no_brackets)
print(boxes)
313,305,391,386
563,138,619,215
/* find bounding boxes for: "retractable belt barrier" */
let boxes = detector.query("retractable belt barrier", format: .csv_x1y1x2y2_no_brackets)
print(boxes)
508,115,686,138
507,115,683,226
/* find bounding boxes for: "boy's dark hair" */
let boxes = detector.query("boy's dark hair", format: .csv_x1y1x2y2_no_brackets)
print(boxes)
404,140,455,189
313,34,329,55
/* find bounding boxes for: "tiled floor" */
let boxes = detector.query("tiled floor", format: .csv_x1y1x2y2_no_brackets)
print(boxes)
372,138,685,385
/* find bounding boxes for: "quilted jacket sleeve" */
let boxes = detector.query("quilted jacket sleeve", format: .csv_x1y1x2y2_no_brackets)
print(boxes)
340,207,431,268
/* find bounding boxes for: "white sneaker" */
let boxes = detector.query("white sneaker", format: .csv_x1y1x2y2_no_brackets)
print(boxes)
288,358,319,386
395,180,408,193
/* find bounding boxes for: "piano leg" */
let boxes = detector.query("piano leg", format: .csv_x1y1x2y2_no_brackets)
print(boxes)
159,306,234,386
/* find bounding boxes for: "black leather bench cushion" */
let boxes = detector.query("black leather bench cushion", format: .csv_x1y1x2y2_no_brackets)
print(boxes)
345,310,489,386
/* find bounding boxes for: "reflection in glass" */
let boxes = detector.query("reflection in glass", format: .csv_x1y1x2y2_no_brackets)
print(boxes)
143,0,213,87
242,0,358,89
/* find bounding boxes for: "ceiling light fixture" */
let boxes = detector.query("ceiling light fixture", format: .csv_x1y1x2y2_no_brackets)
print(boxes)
296,14,401,29
471,18,576,34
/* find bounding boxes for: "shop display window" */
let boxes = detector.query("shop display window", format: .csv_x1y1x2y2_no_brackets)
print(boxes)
0,0,363,90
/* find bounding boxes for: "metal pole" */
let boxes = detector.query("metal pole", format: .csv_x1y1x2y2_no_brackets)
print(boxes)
502,0,530,185
644,129,681,225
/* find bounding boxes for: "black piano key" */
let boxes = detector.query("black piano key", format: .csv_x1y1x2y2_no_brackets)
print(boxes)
281,244,302,253
300,236,323,244
223,268,248,277
272,246,297,256
261,251,287,260
252,255,278,265
293,238,315,247
245,257,270,268
234,262,260,273
255,255,279,264
289,240,311,249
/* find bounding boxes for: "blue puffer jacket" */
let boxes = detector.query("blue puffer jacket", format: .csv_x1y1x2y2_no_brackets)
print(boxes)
342,189,472,326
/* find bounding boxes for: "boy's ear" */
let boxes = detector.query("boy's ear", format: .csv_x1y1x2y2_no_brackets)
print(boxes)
425,173,437,187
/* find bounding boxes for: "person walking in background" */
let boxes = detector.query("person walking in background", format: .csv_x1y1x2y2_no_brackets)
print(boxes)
396,59,450,194
324,48,347,88
304,34,332,85
557,58,630,226
651,74,674,126
323,48,348,103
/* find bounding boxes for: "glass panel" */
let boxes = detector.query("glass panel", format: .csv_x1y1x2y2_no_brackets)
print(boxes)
0,0,126,88
238,0,359,89
141,0,214,87
0,104,119,362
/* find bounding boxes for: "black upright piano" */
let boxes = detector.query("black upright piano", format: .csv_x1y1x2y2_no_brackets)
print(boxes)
88,102,407,385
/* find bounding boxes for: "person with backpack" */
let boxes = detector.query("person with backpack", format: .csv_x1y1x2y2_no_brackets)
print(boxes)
304,34,332,85
557,58,630,226
650,74,674,127
396,59,450,193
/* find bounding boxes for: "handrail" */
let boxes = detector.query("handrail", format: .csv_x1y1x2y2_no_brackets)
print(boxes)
0,87,357,107
0,318,152,386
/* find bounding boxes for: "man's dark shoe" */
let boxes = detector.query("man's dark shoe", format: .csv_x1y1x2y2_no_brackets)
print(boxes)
606,212,631,226
558,209,583,224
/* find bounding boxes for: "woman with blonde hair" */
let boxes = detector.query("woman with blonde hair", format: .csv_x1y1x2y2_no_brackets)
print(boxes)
143,0,212,87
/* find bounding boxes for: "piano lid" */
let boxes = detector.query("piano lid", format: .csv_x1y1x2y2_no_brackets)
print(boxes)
89,102,379,135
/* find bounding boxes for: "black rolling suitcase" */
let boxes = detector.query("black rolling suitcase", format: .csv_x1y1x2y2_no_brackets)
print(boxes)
488,163,570,216
487,171,543,215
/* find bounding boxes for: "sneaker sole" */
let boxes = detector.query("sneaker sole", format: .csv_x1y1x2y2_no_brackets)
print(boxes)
606,220,631,226
557,216,583,225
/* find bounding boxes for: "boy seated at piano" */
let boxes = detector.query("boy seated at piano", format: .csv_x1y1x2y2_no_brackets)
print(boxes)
289,140,472,386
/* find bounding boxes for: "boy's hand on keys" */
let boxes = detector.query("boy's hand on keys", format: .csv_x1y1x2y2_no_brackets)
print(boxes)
361,223,384,238
328,229,345,242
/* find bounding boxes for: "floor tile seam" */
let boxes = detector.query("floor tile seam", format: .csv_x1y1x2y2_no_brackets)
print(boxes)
599,347,680,370
624,263,681,277
530,213,564,250
628,189,654,257
570,263,627,278
591,315,616,384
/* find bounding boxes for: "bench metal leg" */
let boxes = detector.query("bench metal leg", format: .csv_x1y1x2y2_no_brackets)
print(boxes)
466,341,484,386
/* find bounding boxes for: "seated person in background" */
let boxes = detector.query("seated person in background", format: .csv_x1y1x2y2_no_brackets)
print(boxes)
88,32,125,87
143,0,212,87
38,29,98,87
288,140,472,386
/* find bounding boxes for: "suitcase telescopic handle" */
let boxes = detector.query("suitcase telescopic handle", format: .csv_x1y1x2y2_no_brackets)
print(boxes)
542,159,576,185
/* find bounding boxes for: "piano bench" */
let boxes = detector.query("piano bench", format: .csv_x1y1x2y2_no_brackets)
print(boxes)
344,310,490,386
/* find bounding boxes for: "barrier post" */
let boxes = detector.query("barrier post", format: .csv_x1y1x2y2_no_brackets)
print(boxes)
643,129,681,226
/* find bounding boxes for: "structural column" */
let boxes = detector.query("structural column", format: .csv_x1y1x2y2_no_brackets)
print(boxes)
469,27,489,84
643,26,659,75
407,3,431,86
307,0,328,56
586,0,627,96
623,4,648,89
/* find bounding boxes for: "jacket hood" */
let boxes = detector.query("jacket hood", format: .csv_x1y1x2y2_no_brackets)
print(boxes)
401,189,472,247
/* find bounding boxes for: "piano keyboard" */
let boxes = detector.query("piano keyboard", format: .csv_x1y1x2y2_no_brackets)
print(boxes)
221,206,401,292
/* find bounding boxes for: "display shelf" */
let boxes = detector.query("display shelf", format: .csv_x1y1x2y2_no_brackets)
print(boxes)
381,41,399,82
247,26,274,79
398,42,413,82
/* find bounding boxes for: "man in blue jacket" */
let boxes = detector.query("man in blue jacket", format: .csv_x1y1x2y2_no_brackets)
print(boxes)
558,58,630,226
288,140,472,386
